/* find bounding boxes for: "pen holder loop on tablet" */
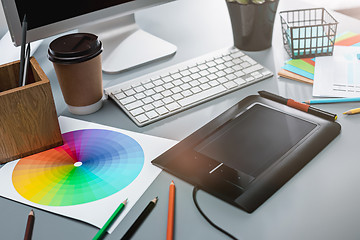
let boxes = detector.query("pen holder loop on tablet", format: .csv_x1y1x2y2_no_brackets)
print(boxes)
226,0,279,51
0,57,63,163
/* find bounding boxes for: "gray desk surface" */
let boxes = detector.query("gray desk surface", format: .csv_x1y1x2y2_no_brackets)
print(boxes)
1,0,360,239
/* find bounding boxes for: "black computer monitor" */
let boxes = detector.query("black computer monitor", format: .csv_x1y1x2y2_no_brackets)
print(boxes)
1,0,177,72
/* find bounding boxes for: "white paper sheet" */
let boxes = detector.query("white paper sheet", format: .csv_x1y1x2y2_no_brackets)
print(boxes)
313,46,360,97
0,116,177,233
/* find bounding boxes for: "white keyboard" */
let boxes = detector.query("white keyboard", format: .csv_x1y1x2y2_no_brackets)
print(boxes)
105,47,273,126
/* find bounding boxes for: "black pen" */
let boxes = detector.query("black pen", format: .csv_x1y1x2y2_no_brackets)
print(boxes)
258,90,337,122
19,14,27,87
121,197,158,240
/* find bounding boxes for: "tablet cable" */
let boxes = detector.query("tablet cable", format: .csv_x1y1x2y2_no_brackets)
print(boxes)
192,186,238,240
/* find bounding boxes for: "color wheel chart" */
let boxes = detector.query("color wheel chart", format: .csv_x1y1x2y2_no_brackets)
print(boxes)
12,129,144,206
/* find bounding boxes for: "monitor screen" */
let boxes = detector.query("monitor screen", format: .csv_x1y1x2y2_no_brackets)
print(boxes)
14,0,134,30
1,0,176,72
1,0,174,46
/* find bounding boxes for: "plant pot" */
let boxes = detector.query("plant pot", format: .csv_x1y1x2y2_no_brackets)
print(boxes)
226,0,279,51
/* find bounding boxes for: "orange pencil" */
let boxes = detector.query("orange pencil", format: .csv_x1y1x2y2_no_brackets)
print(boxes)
166,181,175,240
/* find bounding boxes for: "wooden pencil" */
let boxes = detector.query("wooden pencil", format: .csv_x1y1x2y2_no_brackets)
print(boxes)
343,107,360,115
121,197,158,240
93,198,127,240
166,181,175,240
24,209,35,240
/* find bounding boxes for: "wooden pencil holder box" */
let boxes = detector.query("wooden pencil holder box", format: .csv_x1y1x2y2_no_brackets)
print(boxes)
0,57,63,164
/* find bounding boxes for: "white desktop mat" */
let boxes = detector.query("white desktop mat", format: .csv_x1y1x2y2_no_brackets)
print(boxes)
0,116,177,233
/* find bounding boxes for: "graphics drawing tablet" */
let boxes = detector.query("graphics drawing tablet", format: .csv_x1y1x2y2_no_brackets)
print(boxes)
152,95,341,212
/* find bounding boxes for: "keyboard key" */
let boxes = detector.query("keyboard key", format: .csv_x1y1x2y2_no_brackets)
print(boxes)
208,67,217,74
162,76,173,82
172,73,182,79
190,73,201,80
144,89,155,96
130,107,145,116
207,74,217,81
243,64,263,74
189,80,200,87
142,97,153,104
146,110,159,119
144,82,155,89
180,69,191,76
234,78,246,85
161,90,173,97
154,86,165,93
182,76,192,83
198,64,207,70
245,76,255,82
135,114,149,123
114,92,126,100
262,70,272,76
209,80,220,87
143,104,154,111
234,71,245,77
191,86,202,94
135,92,146,100
125,100,143,111
200,83,211,90
119,96,136,105
218,77,228,83
153,79,164,86
163,97,174,104
134,86,145,92
180,83,191,90
224,81,237,89
199,70,209,77
173,79,183,86
189,66,199,73
182,90,192,97
156,106,169,115
171,86,182,93
153,100,164,108
124,89,136,96
152,93,163,100
240,62,251,68
226,74,237,81
166,102,181,111
172,93,183,101
178,85,227,107
164,82,175,89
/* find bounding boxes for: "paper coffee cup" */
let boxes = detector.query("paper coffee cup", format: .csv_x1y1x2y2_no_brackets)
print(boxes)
48,33,103,115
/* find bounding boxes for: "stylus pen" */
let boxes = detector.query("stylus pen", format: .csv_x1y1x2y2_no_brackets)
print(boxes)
258,91,337,122
19,14,27,87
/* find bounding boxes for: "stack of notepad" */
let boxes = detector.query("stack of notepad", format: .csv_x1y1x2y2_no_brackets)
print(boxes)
279,32,360,84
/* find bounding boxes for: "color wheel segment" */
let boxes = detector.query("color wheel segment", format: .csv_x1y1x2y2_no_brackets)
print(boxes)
12,129,144,206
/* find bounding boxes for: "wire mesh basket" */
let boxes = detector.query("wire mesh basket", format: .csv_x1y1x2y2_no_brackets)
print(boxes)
279,8,338,59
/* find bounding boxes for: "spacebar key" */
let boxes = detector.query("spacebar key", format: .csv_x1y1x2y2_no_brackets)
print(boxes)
178,85,227,107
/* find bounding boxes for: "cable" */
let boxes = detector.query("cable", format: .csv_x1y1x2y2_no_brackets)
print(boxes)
192,186,238,240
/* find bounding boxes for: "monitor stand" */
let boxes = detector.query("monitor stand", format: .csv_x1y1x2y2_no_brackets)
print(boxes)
80,14,177,74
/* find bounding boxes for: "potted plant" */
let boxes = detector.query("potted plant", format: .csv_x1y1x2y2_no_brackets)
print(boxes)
226,0,279,51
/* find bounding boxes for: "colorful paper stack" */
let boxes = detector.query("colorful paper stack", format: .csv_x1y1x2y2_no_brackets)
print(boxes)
278,32,360,84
